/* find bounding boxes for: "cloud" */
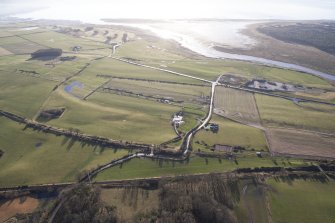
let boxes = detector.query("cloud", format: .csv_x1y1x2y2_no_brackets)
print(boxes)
2,0,335,20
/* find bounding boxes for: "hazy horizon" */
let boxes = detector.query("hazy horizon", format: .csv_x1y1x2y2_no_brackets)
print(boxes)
1,0,335,22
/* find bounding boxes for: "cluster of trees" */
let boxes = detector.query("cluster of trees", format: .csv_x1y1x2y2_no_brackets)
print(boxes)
135,174,238,223
54,184,117,223
122,33,128,43
37,108,65,122
31,48,62,60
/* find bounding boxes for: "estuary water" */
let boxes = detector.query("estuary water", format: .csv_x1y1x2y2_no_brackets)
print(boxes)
111,21,335,81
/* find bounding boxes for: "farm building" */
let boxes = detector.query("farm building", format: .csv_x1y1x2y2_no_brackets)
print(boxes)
204,123,219,133
172,114,184,126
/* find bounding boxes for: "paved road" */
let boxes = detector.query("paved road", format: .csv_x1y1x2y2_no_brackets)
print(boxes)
183,75,222,155
106,56,220,156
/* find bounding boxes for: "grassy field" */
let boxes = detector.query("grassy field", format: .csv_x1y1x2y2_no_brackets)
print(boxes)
116,38,187,61
79,57,204,84
2,53,92,81
267,178,335,223
0,36,45,54
103,78,210,105
94,155,306,182
214,87,261,125
267,128,335,158
0,46,12,56
0,54,92,119
0,70,55,119
294,91,335,103
0,117,129,187
22,31,106,51
193,115,268,151
256,94,335,133
145,59,335,90
40,89,178,144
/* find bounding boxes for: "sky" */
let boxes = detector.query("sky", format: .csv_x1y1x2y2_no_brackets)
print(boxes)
1,0,335,20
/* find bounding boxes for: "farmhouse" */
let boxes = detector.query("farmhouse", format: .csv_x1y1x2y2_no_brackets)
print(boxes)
172,114,184,126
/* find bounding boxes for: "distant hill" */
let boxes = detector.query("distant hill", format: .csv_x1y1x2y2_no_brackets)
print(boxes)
258,22,335,55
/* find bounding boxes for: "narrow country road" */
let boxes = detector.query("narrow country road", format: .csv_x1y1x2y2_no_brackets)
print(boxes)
183,75,221,155
110,56,213,84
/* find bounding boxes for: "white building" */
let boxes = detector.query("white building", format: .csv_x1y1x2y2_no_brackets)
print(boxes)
172,115,184,125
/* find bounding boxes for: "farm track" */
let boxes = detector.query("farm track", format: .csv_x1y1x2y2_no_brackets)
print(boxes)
96,75,210,87
83,79,111,100
110,56,213,84
15,34,52,49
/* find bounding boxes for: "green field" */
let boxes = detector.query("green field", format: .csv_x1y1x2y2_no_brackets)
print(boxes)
0,22,334,194
145,59,335,90
116,38,185,61
102,78,210,105
94,156,305,182
193,115,268,151
0,54,93,119
22,31,106,51
78,57,204,84
0,117,129,187
0,36,45,54
0,70,55,119
40,89,179,144
267,178,335,223
256,94,335,133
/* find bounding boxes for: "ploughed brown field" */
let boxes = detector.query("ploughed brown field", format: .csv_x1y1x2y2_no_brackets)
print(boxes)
214,87,261,126
266,128,335,159
0,196,39,222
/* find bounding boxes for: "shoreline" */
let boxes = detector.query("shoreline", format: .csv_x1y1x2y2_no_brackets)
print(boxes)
5,16,335,81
